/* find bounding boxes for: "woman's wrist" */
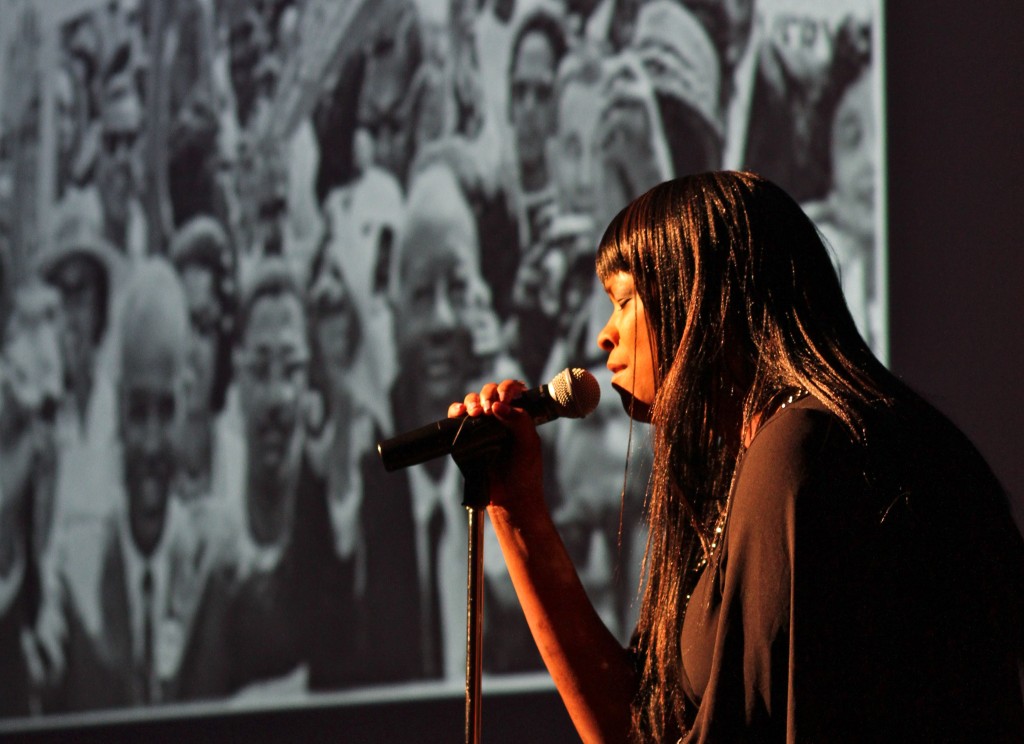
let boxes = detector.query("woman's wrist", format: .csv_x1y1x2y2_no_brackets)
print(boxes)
487,491,552,531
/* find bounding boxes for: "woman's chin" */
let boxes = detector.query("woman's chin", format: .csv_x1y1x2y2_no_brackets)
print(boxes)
611,383,652,423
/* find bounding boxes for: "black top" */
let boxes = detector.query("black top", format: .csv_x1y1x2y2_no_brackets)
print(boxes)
678,396,1024,742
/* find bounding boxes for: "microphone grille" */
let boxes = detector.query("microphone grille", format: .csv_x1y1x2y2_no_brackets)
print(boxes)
547,368,601,419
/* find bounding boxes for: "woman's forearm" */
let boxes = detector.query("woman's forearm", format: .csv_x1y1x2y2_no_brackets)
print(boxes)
488,501,637,743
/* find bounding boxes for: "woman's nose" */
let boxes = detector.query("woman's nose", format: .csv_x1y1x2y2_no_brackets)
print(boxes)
596,317,616,352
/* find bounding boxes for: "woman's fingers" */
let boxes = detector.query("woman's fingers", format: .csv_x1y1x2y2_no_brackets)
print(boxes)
478,382,500,413
451,380,530,419
496,379,528,402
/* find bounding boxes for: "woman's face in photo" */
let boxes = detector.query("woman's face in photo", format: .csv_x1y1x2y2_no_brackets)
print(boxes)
831,70,875,235
598,271,657,419
309,252,358,377
180,264,220,416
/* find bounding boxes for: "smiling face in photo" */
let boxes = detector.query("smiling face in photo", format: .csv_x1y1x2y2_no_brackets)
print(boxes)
393,236,477,417
118,266,188,557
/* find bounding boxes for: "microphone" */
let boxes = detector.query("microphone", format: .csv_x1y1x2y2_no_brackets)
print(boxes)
377,368,601,472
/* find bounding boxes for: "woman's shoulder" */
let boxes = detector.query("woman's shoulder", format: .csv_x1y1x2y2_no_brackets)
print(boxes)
730,396,863,527
735,392,1010,532
742,396,854,483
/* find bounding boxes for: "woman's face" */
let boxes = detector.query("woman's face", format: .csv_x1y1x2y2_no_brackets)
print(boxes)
597,271,657,420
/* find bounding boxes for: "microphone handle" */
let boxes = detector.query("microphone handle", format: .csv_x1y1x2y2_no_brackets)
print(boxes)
377,386,561,472
378,415,508,472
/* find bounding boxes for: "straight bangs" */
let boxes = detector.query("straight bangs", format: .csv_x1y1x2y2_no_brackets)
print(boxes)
596,204,635,283
596,184,694,389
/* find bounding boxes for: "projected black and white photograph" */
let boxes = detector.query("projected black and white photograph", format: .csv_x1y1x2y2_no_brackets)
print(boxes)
0,0,883,728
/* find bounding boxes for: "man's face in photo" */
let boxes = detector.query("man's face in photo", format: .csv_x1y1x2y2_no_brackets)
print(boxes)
394,235,477,418
49,255,104,381
237,290,309,478
98,80,143,227
510,30,558,172
120,323,181,557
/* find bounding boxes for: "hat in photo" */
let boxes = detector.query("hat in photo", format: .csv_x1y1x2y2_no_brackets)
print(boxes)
631,0,723,139
169,215,231,272
38,208,123,287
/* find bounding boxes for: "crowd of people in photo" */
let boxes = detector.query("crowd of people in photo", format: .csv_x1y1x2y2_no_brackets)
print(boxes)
0,0,878,718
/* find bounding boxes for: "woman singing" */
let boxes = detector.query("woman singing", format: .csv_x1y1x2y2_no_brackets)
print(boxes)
450,172,1024,742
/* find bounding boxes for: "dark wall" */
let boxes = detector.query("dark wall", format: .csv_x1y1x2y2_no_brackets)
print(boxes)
887,0,1024,527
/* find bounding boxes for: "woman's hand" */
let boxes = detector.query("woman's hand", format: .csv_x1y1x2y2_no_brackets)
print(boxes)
448,379,545,515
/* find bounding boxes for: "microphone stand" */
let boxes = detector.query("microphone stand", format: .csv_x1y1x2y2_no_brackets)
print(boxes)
450,428,503,744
